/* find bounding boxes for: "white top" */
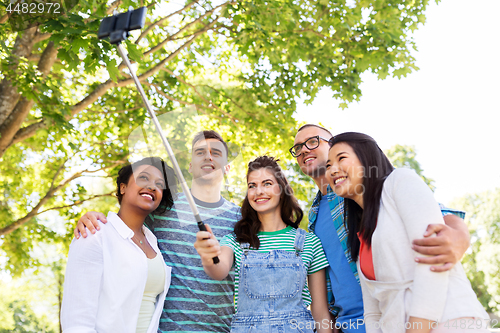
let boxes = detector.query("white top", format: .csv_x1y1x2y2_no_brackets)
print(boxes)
360,168,488,332
61,212,172,333
136,254,166,333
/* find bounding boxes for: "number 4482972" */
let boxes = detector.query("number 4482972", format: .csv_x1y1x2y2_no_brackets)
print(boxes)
6,2,61,14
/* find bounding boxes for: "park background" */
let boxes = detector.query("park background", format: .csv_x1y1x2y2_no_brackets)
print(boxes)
1,0,499,331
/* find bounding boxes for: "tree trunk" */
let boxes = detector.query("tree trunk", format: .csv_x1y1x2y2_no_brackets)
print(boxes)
0,41,58,155
0,26,37,125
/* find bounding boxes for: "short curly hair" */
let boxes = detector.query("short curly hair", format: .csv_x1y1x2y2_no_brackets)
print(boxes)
116,157,177,214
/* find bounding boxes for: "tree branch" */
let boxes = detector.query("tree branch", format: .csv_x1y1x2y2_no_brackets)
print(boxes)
199,84,251,117
87,106,140,114
10,120,45,145
49,158,69,192
0,0,21,23
0,171,82,236
135,0,201,44
27,54,41,62
141,81,227,122
0,25,38,126
116,32,201,87
37,41,59,75
0,41,59,156
70,79,117,117
0,161,123,236
0,98,36,153
19,117,43,126
83,136,131,151
161,67,236,124
144,2,225,57
37,192,115,215
106,0,122,15
268,29,328,39
0,13,9,24
33,33,52,44
143,81,191,105
142,81,231,123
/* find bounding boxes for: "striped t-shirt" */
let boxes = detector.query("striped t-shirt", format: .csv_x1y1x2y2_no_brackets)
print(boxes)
147,193,241,332
220,226,329,311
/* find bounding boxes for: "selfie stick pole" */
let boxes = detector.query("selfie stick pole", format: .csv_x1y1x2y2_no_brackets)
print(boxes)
99,8,219,264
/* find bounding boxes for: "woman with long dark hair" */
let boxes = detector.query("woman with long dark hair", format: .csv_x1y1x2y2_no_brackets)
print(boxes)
326,132,488,333
195,156,332,333
61,157,176,333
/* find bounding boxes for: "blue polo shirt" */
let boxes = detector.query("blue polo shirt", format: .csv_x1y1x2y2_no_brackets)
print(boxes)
316,195,365,332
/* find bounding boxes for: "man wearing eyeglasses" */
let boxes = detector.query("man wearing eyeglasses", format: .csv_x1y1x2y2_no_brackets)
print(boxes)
291,124,471,333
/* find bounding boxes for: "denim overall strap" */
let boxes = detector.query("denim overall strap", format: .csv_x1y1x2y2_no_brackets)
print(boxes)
294,228,307,255
240,242,250,257
230,228,316,333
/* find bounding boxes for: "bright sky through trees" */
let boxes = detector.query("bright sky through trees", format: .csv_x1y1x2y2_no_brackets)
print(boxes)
294,0,500,206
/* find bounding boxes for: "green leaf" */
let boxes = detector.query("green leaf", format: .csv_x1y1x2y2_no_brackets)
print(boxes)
126,43,143,63
106,58,118,82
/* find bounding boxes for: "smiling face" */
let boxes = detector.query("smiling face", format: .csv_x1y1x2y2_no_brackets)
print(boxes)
189,138,229,184
247,168,282,216
120,164,165,213
293,126,332,179
326,142,365,207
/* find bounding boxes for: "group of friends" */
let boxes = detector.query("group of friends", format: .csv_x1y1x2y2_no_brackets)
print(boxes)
60,125,490,333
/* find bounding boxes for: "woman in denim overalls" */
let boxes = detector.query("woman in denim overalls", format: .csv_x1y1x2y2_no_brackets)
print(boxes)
195,156,333,333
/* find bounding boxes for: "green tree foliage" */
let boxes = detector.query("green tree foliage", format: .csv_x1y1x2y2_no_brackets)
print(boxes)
0,273,59,333
450,190,500,313
1,0,436,275
385,144,435,191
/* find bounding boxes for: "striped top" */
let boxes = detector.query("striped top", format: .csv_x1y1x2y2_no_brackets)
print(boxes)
220,226,329,311
147,193,241,333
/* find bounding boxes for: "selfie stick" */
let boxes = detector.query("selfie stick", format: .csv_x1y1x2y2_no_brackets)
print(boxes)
98,8,219,264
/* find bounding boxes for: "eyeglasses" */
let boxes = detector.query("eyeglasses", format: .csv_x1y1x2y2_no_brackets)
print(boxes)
289,136,330,157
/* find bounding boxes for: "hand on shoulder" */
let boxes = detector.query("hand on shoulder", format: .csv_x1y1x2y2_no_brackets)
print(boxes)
74,211,107,239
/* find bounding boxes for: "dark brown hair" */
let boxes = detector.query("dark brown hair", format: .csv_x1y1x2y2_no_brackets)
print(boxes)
191,130,229,157
234,156,303,249
328,132,394,261
116,157,177,215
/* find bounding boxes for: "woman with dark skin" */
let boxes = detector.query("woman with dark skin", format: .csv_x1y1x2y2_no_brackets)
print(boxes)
61,157,176,333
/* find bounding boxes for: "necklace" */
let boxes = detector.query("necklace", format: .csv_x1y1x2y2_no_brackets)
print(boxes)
133,232,146,246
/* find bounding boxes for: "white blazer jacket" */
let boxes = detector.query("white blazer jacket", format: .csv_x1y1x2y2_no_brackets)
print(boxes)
61,212,171,333
359,168,488,332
